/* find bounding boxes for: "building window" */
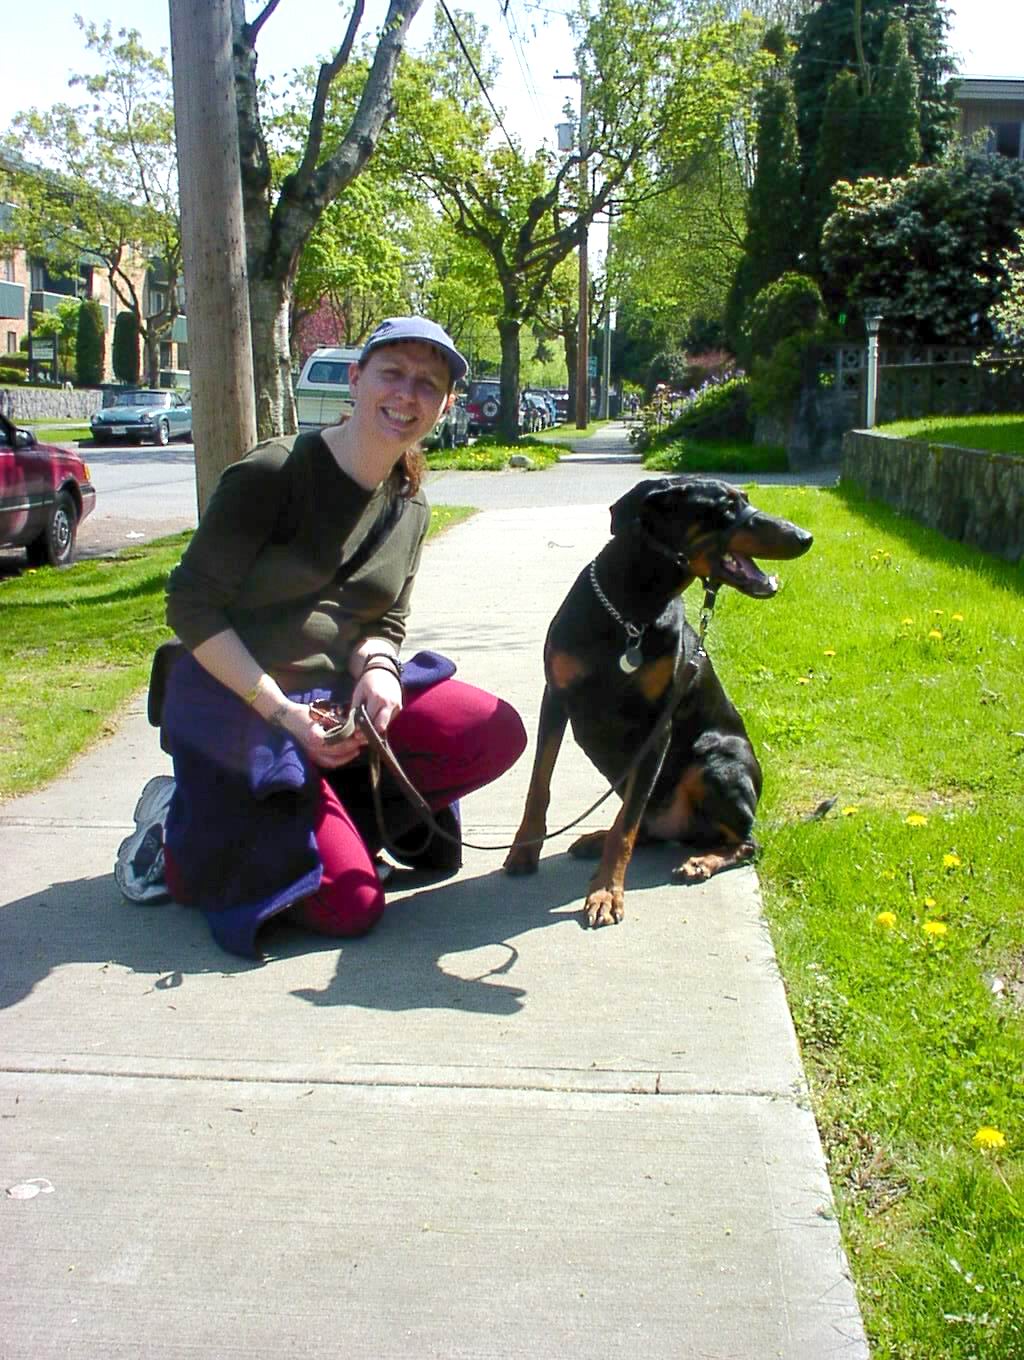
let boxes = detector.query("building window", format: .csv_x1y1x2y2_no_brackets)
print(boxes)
992,121,1024,158
6,331,16,354
159,341,173,370
177,342,189,371
148,289,166,317
2,256,13,283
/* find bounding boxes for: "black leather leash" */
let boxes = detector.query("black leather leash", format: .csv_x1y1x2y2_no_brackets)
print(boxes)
363,582,721,858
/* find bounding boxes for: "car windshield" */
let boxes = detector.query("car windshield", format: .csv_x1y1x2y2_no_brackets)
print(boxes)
111,392,171,408
469,382,499,401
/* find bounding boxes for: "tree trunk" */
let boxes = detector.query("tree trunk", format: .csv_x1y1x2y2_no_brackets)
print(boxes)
497,317,521,443
249,273,296,438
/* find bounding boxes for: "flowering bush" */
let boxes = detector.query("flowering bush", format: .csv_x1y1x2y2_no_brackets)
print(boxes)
629,373,750,450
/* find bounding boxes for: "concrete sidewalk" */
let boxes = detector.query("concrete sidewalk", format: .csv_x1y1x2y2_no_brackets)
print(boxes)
1,493,867,1356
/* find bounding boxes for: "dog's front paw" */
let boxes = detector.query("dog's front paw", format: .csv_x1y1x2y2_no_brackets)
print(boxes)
584,885,624,927
504,840,541,876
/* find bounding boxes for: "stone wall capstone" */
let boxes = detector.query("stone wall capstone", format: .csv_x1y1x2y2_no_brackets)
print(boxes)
842,431,1024,564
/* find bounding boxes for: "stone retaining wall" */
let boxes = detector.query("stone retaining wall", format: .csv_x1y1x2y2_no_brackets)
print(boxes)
0,386,104,422
842,430,1024,564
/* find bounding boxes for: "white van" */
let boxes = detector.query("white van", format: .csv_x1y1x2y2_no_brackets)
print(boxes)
294,347,361,429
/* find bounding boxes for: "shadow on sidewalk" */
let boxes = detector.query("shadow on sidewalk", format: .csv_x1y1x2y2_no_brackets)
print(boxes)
0,845,684,1016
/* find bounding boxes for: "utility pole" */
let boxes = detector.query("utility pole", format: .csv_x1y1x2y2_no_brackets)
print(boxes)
168,0,257,515
556,66,589,429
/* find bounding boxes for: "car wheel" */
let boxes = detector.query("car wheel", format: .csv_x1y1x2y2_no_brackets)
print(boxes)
154,419,170,447
481,398,499,422
26,491,78,568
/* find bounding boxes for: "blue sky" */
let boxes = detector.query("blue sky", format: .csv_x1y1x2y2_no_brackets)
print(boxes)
4,1,1022,154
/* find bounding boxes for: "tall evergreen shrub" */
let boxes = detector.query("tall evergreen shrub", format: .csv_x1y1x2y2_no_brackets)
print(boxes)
76,300,105,387
112,310,140,385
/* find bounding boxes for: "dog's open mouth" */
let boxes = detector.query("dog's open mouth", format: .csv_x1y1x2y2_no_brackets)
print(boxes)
714,551,779,598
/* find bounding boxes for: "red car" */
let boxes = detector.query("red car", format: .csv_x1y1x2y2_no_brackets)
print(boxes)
0,413,96,567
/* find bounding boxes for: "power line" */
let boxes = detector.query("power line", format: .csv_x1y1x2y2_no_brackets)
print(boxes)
436,0,519,154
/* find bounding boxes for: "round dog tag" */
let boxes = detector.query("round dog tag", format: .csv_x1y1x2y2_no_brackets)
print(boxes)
619,645,643,673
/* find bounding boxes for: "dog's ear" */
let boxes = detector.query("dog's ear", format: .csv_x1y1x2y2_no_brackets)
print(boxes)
608,478,677,535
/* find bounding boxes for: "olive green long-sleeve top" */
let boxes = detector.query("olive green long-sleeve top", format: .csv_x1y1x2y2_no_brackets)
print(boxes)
166,432,429,690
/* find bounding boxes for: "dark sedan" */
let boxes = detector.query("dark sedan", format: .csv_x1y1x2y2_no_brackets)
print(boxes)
0,414,96,566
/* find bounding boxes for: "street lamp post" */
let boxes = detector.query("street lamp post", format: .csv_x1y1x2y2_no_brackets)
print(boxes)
556,67,589,429
864,303,883,428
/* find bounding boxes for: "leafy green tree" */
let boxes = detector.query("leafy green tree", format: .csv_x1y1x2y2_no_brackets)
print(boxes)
231,0,427,436
112,309,141,384
32,299,81,382
402,0,762,438
791,0,955,174
810,70,862,244
724,63,803,350
821,150,1024,343
1,21,181,388
873,19,922,177
75,299,105,386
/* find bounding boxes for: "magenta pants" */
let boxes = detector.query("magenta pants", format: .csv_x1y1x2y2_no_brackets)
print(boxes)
287,678,526,938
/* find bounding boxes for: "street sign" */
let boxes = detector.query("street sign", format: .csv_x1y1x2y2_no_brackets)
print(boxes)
30,338,55,360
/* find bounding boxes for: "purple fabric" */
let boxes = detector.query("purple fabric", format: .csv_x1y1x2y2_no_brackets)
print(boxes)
160,649,456,959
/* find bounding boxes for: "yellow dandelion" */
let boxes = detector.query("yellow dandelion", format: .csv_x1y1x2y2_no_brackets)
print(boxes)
928,629,943,640
841,805,859,817
881,869,896,881
876,911,897,929
972,1126,1007,1151
951,612,964,622
906,813,928,827
901,617,914,625
823,648,836,658
933,609,945,617
923,896,937,909
923,920,948,938
796,676,811,685
943,853,962,868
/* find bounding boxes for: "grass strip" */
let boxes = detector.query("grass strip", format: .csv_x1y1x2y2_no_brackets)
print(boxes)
878,413,1024,456
711,481,1023,1357
644,437,789,475
426,438,560,470
0,504,475,800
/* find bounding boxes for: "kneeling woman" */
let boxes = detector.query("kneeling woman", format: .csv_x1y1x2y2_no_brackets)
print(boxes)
160,318,526,957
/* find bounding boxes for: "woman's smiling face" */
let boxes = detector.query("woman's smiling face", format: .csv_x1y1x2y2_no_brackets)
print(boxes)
349,340,452,448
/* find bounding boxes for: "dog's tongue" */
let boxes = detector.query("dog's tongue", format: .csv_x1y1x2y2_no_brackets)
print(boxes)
717,552,779,598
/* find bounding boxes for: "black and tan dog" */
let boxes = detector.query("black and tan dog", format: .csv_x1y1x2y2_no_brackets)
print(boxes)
503,476,813,926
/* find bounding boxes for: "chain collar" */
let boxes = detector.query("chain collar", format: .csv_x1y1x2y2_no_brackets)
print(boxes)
588,561,646,671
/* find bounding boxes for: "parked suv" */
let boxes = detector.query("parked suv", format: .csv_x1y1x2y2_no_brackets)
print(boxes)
465,380,502,436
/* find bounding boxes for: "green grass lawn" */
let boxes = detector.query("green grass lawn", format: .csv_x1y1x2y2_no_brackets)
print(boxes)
426,436,561,470
0,505,474,799
24,422,93,445
1,485,1022,1356
879,413,1024,456
644,436,790,475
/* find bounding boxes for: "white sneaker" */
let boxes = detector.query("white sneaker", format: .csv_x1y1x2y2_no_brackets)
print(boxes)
114,775,176,904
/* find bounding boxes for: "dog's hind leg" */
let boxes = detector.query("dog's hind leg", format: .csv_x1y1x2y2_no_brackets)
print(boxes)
504,685,569,876
674,838,758,882
567,829,607,859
